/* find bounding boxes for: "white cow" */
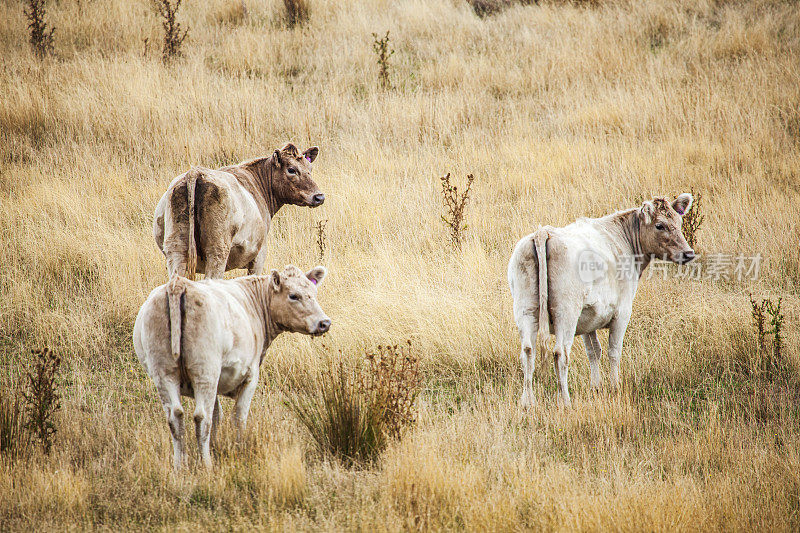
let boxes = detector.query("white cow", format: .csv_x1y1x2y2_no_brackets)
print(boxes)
508,194,694,408
153,143,324,280
133,265,331,469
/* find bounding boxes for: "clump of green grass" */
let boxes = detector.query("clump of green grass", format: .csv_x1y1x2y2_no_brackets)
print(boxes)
285,342,421,466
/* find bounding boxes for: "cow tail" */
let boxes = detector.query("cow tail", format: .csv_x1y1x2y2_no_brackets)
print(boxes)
533,228,550,354
186,169,198,281
166,276,186,362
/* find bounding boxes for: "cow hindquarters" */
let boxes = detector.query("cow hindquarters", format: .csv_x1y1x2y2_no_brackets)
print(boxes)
135,289,188,470
509,235,540,409
195,179,233,279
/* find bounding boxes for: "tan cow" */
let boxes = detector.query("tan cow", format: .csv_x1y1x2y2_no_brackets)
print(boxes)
508,195,694,408
154,143,324,279
133,265,331,470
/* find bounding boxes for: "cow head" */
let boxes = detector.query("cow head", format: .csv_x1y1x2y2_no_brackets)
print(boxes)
269,265,331,336
271,143,324,207
637,194,695,264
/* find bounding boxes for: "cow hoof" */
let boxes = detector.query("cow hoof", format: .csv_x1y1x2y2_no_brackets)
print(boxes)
519,393,535,409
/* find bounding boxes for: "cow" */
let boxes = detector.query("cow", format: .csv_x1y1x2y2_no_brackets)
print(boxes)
507,194,695,408
133,265,331,469
153,143,324,280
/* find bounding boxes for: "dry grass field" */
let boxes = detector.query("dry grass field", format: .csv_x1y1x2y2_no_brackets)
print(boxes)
1,0,800,529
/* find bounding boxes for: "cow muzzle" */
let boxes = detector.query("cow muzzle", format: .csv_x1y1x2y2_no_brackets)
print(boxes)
309,193,325,207
676,250,696,264
313,318,331,335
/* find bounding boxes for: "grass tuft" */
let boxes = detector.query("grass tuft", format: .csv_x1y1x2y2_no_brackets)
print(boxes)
0,380,30,460
285,343,421,466
22,347,61,454
23,0,55,58
153,0,189,62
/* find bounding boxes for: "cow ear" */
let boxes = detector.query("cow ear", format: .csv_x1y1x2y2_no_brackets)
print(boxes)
303,146,319,164
281,142,299,157
672,193,693,216
640,201,656,224
306,266,327,286
273,150,282,168
271,269,282,290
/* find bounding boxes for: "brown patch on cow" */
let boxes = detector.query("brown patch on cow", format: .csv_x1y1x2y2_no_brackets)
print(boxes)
169,182,189,225
196,178,223,204
195,179,230,262
651,197,682,223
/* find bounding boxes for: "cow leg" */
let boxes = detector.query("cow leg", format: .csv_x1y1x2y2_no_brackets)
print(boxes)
210,397,222,449
156,375,186,471
232,367,260,441
583,331,602,392
203,246,229,279
247,247,267,276
517,312,537,408
608,312,631,393
552,308,579,408
552,336,575,408
193,384,218,469
164,252,188,279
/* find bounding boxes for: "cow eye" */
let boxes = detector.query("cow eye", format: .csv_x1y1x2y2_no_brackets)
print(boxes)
287,167,297,175
289,293,300,301
655,223,666,231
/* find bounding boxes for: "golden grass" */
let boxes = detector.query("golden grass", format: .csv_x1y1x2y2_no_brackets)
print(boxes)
1,0,799,529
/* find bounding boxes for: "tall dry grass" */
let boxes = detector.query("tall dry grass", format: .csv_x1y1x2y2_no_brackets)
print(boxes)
0,0,799,530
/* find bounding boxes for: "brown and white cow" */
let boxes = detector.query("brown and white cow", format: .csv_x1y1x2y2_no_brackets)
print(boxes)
154,143,324,279
507,194,694,408
133,265,331,469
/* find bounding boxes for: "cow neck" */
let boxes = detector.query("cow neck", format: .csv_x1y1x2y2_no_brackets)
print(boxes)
253,157,284,217
262,281,282,347
243,277,282,355
615,208,651,279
